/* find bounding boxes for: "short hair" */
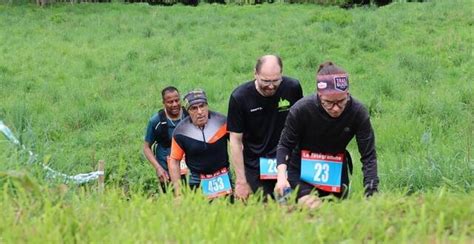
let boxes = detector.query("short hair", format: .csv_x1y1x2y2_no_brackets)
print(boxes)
255,55,283,74
317,61,347,75
161,86,179,101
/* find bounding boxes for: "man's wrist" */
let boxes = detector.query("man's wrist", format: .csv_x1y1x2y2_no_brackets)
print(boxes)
276,163,287,180
236,179,248,185
154,164,163,171
277,174,287,182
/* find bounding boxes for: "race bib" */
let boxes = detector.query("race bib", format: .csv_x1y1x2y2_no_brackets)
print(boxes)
300,150,344,193
167,156,188,175
200,167,232,199
259,157,277,180
179,159,188,175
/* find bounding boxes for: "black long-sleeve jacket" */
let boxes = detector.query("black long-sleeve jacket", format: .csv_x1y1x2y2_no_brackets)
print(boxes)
276,94,379,195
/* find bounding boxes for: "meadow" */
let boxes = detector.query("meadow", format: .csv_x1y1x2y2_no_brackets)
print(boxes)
0,0,473,242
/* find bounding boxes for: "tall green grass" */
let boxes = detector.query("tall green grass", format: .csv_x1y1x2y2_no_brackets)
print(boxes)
1,1,471,191
1,175,473,242
0,1,473,241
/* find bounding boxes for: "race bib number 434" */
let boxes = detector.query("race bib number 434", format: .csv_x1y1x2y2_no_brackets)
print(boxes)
259,157,277,180
200,168,232,199
300,150,344,193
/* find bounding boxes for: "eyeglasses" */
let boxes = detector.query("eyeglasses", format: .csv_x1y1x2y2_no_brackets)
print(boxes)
257,76,283,86
320,96,349,110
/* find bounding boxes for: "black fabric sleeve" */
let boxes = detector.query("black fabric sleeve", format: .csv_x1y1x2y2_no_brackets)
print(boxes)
227,95,244,133
277,107,301,166
296,82,303,101
355,106,379,196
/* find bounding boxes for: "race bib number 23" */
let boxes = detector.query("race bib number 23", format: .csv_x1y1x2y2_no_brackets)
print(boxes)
259,157,277,180
300,150,344,193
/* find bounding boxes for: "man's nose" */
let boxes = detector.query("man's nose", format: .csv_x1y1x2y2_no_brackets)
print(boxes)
331,105,341,112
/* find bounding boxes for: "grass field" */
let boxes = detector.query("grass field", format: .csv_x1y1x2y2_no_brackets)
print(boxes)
0,1,473,242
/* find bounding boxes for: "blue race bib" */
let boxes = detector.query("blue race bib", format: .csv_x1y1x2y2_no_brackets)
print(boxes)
300,150,344,193
200,168,232,199
259,157,277,180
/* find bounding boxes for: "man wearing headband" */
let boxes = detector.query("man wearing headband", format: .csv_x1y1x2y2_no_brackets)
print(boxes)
168,90,232,200
275,61,379,209
227,55,303,201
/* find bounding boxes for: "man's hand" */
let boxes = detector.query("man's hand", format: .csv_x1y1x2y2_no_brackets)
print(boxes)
298,195,322,210
364,188,378,198
168,157,182,197
155,166,170,183
275,163,290,197
274,178,291,197
234,180,252,200
364,180,378,198
229,132,251,201
144,142,169,182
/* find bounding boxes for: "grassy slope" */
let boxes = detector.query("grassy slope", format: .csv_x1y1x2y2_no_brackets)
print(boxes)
0,1,473,242
1,180,473,242
1,1,472,191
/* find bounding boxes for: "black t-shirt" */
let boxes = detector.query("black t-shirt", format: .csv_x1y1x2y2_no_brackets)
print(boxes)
276,94,379,194
227,76,303,168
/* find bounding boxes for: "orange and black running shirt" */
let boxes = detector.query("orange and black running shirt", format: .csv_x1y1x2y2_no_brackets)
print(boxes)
170,111,228,175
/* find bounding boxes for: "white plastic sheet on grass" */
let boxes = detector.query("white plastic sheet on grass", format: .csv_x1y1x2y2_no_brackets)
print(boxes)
1,120,103,184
